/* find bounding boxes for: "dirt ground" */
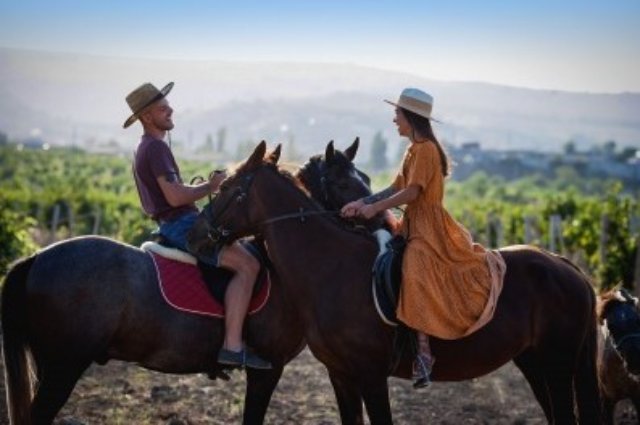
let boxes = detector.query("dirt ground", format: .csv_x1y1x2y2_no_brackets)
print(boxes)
0,347,637,425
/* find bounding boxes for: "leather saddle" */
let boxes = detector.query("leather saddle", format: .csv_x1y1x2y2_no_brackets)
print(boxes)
150,233,267,305
372,233,406,326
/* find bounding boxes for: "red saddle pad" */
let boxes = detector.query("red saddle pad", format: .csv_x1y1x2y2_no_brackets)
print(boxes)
149,252,270,318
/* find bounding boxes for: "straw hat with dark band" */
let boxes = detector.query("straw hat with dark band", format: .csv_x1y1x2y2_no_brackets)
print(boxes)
384,87,440,123
123,82,174,129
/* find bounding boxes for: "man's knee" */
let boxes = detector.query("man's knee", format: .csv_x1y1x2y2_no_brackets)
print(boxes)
221,243,259,275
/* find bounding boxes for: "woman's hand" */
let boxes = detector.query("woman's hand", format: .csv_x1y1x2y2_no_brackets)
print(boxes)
383,210,402,234
357,204,379,220
341,199,365,217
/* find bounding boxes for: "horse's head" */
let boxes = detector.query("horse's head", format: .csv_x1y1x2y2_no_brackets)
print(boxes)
600,288,640,375
297,138,372,211
187,141,282,258
297,138,388,231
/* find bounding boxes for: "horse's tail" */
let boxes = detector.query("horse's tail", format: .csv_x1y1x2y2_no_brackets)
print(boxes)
2,255,37,425
574,283,603,424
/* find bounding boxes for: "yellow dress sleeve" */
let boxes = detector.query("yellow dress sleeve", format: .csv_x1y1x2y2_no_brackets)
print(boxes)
391,147,409,190
404,142,438,191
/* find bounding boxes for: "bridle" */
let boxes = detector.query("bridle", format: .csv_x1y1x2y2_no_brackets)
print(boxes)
202,169,340,245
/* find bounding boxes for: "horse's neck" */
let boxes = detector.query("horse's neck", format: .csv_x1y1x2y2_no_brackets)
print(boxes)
257,173,376,297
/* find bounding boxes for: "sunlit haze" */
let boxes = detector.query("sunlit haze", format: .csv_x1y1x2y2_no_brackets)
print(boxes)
1,0,639,93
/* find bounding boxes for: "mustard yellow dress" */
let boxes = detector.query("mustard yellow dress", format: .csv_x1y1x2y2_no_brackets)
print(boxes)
393,141,506,340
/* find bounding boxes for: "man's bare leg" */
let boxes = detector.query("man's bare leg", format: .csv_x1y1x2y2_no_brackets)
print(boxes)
217,242,271,369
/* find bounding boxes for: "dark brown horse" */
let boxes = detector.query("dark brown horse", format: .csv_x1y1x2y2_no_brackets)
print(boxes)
0,141,367,425
598,289,640,424
189,142,602,424
1,238,305,425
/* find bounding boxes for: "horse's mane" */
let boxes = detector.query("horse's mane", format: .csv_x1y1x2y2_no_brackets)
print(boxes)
276,163,314,198
296,155,325,202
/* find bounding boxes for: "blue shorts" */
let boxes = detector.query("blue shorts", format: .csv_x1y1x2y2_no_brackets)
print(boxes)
159,211,221,266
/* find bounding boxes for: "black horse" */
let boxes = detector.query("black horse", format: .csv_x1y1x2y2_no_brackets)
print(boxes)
189,142,602,424
0,140,367,425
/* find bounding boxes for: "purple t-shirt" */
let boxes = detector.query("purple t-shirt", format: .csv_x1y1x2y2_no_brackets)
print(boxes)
132,135,197,222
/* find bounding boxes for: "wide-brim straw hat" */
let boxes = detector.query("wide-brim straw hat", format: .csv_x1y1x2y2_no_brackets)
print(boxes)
384,87,440,123
123,82,174,129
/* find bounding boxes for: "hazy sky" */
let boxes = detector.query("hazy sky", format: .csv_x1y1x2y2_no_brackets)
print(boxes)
1,0,639,93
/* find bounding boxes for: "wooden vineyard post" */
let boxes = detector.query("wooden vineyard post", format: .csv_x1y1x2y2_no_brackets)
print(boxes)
549,214,564,253
50,204,60,244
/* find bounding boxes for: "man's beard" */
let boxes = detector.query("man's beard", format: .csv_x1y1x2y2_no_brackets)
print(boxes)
157,118,174,131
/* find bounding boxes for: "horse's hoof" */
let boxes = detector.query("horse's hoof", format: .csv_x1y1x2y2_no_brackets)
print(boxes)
207,369,231,381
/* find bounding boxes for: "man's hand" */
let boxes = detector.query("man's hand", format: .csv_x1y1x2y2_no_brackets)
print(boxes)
209,170,227,192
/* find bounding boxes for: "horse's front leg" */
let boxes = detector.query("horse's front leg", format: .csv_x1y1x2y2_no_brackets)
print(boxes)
328,371,365,425
243,366,284,425
360,375,393,425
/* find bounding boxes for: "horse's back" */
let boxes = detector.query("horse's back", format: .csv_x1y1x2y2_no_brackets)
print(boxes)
25,236,156,356
500,245,594,300
29,235,151,297
499,245,596,338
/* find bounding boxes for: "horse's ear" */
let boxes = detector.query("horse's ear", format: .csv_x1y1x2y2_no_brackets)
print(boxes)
344,137,360,162
325,140,335,162
246,141,267,168
268,144,282,165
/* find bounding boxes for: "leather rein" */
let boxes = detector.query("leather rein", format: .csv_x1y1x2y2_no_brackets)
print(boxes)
201,171,340,244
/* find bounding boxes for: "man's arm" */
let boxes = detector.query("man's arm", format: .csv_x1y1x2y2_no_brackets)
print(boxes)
157,171,226,207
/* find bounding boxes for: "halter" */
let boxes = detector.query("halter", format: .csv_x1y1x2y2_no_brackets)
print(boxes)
201,173,254,244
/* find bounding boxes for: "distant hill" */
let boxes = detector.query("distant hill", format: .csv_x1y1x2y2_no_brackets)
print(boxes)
1,47,639,161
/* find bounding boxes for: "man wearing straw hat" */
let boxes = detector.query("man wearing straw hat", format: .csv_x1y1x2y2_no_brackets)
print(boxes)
124,81,272,369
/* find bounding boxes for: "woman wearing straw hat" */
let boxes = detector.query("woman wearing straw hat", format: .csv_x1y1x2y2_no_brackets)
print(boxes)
124,81,271,370
341,88,506,388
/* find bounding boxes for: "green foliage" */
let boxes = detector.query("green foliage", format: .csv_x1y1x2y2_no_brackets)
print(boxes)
1,144,638,291
0,201,38,276
0,144,215,251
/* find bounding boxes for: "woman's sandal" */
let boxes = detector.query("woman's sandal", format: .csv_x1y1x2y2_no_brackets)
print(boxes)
412,353,435,389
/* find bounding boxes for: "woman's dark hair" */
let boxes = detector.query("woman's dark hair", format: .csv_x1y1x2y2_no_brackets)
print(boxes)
400,107,451,177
